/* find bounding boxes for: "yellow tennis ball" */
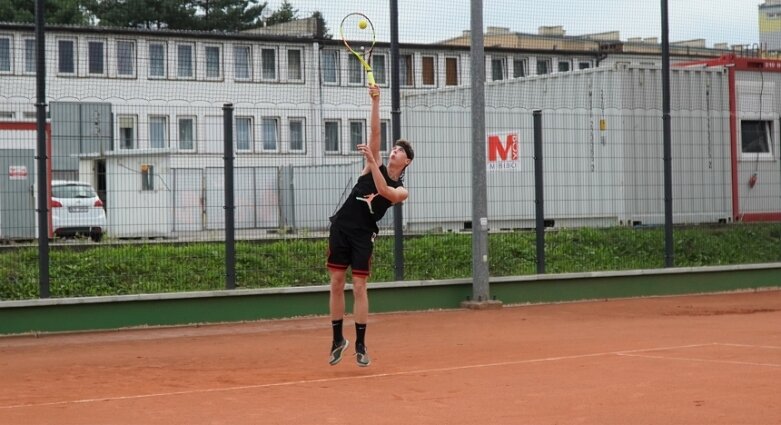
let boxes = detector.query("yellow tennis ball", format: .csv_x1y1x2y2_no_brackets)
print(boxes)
358,19,368,30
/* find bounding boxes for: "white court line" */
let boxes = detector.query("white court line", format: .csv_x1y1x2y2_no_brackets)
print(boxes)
714,343,781,350
616,352,781,369
0,343,714,411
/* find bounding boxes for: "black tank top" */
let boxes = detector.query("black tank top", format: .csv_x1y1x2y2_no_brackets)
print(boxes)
330,165,403,233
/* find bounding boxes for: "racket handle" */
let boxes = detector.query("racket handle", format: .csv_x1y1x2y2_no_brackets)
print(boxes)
366,70,376,87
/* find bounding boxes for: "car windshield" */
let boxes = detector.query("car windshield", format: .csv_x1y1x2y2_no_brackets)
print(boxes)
52,184,97,199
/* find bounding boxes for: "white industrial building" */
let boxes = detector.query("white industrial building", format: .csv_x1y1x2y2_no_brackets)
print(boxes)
0,20,759,239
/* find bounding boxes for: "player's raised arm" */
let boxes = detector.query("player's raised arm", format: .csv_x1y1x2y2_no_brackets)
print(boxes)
368,85,382,164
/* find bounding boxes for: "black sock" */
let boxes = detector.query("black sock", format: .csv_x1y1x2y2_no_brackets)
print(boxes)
355,323,367,348
332,319,344,343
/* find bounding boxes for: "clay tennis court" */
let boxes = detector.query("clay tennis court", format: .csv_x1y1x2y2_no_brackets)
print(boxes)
1,290,780,424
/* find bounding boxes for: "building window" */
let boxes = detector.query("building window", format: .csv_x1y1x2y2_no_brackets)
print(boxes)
235,117,253,152
348,54,363,85
491,57,506,81
233,45,252,80
149,42,166,78
537,58,551,75
87,40,105,75
178,117,195,151
0,36,11,73
513,58,527,78
380,120,390,152
349,120,365,151
24,38,35,74
0,111,15,120
324,120,340,153
118,115,137,149
372,54,387,85
400,54,414,87
177,44,194,78
261,47,276,80
322,50,339,84
445,57,459,86
116,40,135,77
287,48,303,81
149,116,169,149
578,61,592,70
205,45,221,79
289,118,305,152
58,39,76,75
261,117,279,151
740,120,774,158
141,164,154,191
557,60,571,72
422,55,436,86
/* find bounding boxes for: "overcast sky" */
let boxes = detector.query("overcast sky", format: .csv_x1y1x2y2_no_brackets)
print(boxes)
265,0,760,47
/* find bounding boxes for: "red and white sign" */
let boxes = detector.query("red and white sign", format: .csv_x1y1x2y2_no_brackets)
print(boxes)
487,132,520,171
8,165,28,180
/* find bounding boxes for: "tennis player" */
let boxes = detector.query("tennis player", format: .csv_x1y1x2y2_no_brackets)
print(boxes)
327,85,414,367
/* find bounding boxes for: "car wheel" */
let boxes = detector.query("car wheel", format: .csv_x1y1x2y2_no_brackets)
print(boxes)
90,231,103,243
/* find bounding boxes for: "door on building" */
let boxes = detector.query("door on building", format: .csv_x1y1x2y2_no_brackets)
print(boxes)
173,168,204,232
0,149,36,239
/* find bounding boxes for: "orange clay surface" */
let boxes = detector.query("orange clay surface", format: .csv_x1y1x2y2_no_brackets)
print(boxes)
1,290,780,425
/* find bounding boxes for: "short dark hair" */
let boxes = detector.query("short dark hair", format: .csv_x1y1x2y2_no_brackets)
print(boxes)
395,139,414,161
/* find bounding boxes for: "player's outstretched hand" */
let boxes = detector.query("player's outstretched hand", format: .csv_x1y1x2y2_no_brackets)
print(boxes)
357,144,376,165
369,84,380,99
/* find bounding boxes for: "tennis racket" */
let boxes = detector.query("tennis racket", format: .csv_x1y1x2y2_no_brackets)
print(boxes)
339,12,376,86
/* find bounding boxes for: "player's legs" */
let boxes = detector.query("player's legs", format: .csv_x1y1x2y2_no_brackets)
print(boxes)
329,268,347,320
327,226,351,365
351,276,368,324
350,231,374,367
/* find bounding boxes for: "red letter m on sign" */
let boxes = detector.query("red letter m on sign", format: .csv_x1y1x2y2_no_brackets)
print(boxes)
488,133,519,162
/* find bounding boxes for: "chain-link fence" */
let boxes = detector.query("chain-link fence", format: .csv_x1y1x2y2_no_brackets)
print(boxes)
1,0,779,300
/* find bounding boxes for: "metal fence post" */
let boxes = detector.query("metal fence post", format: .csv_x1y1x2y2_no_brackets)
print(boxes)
35,0,49,298
661,0,674,267
223,104,236,290
390,0,404,281
534,110,545,274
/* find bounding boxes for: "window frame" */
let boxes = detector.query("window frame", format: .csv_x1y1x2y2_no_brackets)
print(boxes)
148,115,169,149
444,56,459,86
400,53,414,87
204,44,223,81
235,116,254,153
347,54,364,86
349,119,366,152
177,116,197,152
557,59,572,73
372,53,387,86
116,39,136,78
176,42,195,80
288,117,306,153
321,49,340,85
261,116,280,152
536,58,552,75
233,44,253,81
513,57,527,78
86,38,107,76
23,37,35,75
380,119,391,152
118,114,137,150
490,56,506,81
286,47,304,83
0,34,13,74
260,46,278,81
324,119,341,154
739,118,776,161
148,41,167,79
421,54,437,87
57,37,77,76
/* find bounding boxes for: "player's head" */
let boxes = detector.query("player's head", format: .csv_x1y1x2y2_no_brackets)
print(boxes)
390,139,414,165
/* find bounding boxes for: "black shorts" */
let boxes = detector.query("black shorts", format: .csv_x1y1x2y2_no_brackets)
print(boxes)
326,225,376,278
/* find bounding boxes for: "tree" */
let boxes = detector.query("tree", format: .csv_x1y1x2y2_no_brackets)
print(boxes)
0,0,92,25
264,0,296,27
194,0,266,32
88,0,198,29
311,10,331,40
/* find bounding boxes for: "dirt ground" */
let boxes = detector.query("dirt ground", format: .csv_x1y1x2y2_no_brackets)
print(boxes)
1,290,780,425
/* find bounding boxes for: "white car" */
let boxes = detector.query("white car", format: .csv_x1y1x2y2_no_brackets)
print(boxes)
51,180,107,242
